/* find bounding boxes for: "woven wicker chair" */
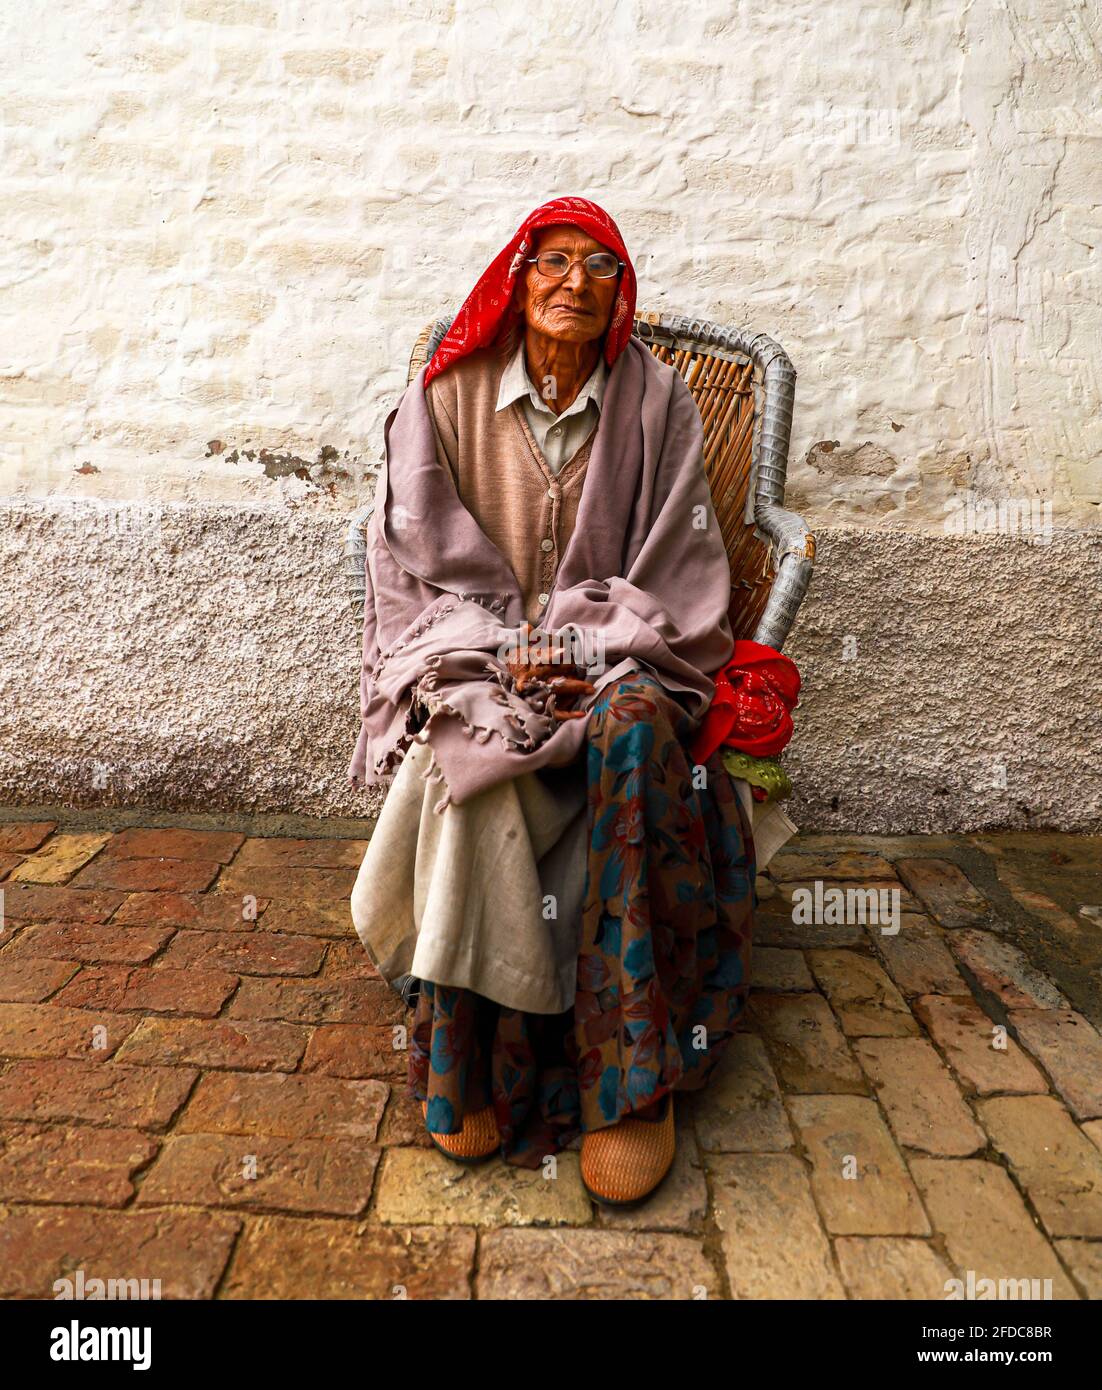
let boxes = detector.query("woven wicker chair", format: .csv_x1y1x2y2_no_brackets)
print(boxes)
346,310,814,649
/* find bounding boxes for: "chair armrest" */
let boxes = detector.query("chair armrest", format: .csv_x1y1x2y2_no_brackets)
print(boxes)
343,500,376,620
751,504,816,652
739,327,813,651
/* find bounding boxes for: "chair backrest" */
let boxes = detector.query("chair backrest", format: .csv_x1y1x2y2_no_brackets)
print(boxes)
407,310,800,642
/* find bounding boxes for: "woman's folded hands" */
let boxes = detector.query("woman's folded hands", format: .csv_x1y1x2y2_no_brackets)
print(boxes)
504,622,597,721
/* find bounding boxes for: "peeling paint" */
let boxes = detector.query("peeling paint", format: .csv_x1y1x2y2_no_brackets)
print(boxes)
199,442,363,497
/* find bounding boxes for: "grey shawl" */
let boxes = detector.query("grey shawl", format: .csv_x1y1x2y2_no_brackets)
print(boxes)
348,337,734,807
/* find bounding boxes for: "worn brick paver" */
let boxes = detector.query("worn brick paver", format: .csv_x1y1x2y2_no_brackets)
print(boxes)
0,1123,158,1206
0,822,56,854
854,1037,985,1156
0,1001,137,1060
754,914,867,950
913,994,1048,1095
0,957,80,1003
54,964,238,1017
895,858,990,927
950,929,1069,1010
752,945,815,992
834,1237,955,1300
1055,1241,1102,1299
222,1218,474,1299
768,849,898,882
1006,1009,1102,1120
136,1134,379,1217
320,939,382,980
73,857,221,894
708,1153,845,1298
215,864,357,901
0,1208,241,1300
255,900,356,938
788,1095,931,1235
176,1071,388,1140
0,1058,196,1130
301,1023,407,1079
869,913,969,997
230,837,370,869
104,828,245,862
1,882,125,923
688,1033,793,1153
115,1016,308,1072
373,1147,592,1227
476,1229,714,1300
910,1159,1081,1299
806,949,919,1037
976,1095,1102,1238
3,921,173,965
227,976,404,1025
377,1090,436,1149
0,817,1097,1300
749,992,868,1092
157,928,326,977
9,832,112,885
112,890,270,931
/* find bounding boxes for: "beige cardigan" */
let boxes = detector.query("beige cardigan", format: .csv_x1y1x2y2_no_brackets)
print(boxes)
426,346,595,624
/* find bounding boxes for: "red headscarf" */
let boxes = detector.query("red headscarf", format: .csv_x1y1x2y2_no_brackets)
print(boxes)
423,196,638,387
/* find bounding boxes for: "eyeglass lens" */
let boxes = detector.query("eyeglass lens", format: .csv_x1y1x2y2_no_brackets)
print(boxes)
537,252,620,279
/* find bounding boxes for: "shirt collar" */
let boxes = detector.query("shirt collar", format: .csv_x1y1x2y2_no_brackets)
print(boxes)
495,341,607,420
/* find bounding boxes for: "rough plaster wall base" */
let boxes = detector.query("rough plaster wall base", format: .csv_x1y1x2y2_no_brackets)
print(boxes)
2,502,1097,832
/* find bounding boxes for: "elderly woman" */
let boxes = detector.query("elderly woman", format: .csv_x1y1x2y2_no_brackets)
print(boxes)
349,196,755,1207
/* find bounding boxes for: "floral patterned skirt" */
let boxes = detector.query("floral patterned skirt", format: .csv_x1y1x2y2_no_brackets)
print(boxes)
407,671,756,1169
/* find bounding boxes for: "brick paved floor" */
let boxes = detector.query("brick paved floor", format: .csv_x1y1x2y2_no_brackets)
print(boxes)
1,816,1100,1300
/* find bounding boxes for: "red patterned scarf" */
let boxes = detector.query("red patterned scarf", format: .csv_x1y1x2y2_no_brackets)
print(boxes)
423,196,638,387
690,641,802,764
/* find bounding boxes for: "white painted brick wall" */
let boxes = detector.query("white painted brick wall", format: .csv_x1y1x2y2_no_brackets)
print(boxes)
2,0,1100,531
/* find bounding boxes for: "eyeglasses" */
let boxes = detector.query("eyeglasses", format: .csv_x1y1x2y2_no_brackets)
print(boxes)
525,251,624,280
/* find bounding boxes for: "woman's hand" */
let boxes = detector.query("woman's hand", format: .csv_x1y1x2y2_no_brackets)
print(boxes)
544,673,596,720
505,623,596,720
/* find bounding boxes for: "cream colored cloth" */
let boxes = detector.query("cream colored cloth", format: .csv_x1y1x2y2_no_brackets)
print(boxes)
351,743,798,1014
351,741,589,1014
734,782,800,875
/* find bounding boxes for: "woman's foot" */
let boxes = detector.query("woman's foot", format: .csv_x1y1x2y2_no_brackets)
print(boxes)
421,1100,500,1164
580,1093,676,1207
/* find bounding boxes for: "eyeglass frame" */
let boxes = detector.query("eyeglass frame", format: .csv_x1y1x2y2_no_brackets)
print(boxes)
524,252,625,281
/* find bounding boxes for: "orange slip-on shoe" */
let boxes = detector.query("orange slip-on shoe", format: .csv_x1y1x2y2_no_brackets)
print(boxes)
421,1100,500,1164
580,1092,676,1207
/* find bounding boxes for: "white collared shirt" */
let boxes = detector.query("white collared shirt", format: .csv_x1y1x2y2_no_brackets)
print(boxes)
495,341,607,474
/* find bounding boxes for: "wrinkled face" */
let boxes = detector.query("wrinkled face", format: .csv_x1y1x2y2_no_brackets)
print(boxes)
513,224,620,344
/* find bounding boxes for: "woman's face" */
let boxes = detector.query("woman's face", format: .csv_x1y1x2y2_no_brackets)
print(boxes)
514,225,620,344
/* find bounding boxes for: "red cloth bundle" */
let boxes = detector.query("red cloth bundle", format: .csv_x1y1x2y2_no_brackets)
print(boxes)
691,640,801,765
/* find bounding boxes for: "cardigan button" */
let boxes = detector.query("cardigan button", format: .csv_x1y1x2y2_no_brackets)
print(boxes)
540,538,554,551
547,486,559,499
538,592,550,606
